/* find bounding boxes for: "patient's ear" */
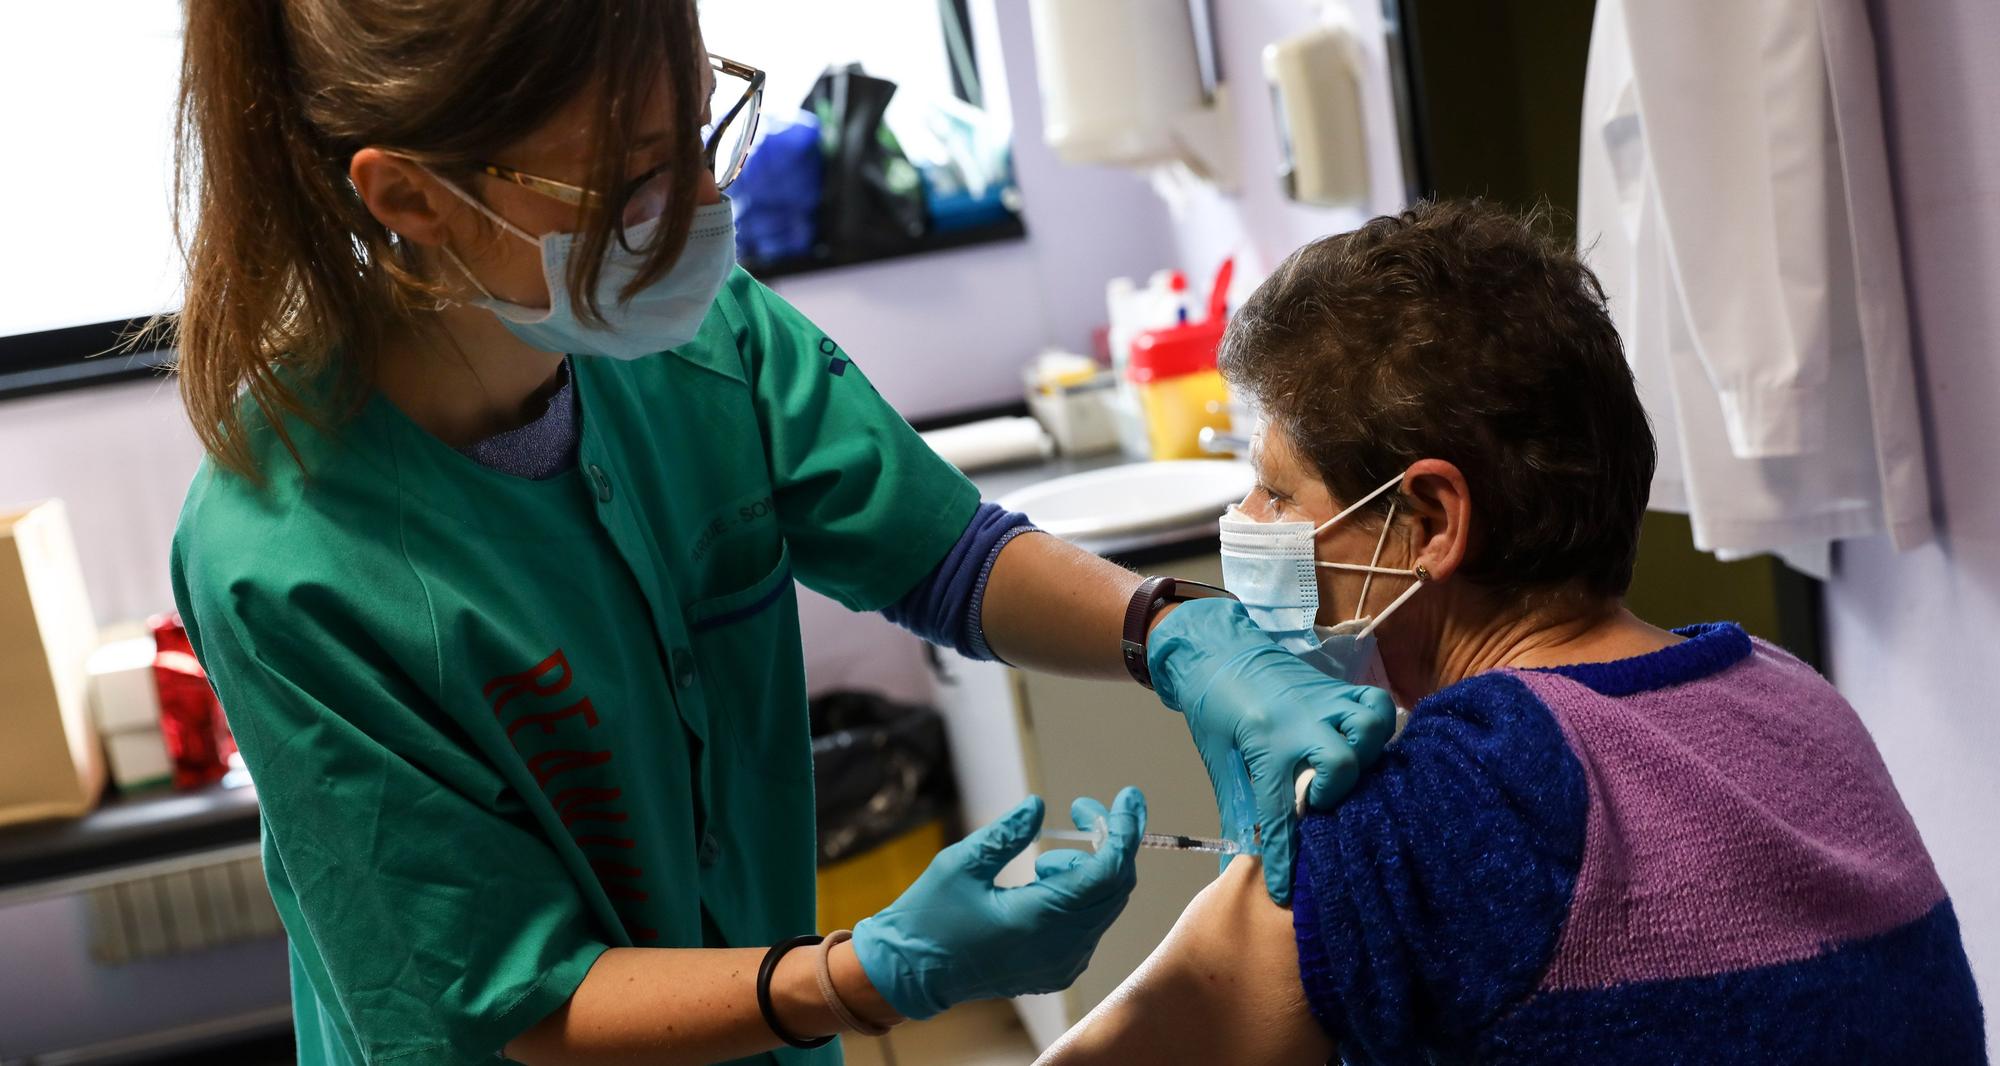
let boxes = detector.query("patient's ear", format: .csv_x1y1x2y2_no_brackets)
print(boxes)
1399,459,1471,582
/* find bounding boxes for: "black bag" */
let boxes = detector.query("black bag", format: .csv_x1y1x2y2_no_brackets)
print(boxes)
803,64,929,261
809,690,957,867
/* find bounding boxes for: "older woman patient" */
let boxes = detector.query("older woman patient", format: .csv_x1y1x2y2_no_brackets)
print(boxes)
1042,201,1985,1065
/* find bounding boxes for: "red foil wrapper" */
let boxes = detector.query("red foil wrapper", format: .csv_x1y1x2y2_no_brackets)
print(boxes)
150,612,236,790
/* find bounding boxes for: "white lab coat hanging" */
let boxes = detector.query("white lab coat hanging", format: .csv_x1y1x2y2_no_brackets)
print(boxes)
1577,0,1932,573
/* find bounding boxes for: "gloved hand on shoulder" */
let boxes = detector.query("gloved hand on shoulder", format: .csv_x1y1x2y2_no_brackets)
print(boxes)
1147,598,1394,905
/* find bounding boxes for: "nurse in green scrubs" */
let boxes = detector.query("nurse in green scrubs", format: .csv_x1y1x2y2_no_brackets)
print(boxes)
165,3,1394,1064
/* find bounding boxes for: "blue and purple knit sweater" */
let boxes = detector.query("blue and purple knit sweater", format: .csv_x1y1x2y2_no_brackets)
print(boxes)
1291,623,1986,1065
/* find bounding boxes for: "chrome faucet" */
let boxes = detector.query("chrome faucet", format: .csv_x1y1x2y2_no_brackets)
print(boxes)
1198,426,1250,455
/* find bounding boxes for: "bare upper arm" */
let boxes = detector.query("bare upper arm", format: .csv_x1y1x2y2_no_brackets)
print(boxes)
1036,856,1334,1066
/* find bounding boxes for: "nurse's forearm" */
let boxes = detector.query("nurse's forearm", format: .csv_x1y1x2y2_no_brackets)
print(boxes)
979,531,1145,679
506,942,900,1066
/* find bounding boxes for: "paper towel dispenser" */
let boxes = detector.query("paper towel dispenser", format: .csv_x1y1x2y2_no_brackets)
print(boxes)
1027,0,1236,189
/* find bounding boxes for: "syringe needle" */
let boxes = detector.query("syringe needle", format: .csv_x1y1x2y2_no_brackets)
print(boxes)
1138,831,1240,855
1038,825,1242,855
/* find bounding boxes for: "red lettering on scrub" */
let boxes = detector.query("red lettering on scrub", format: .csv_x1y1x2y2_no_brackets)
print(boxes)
594,859,650,901
483,648,573,715
506,696,600,739
485,649,655,940
591,859,645,880
551,786,628,826
525,748,613,785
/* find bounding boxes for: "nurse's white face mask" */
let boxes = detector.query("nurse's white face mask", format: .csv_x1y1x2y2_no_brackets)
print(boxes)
1218,473,1428,696
427,167,737,360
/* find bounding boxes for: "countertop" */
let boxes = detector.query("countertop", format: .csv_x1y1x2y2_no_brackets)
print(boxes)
0,453,1223,894
0,781,259,895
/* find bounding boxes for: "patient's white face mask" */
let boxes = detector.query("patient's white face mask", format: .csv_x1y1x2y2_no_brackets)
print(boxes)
1218,473,1427,697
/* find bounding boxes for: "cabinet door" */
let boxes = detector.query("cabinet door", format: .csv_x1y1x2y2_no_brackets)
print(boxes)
1016,553,1226,1031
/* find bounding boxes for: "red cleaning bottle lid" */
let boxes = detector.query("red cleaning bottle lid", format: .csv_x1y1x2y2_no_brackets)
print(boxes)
1127,256,1237,384
1207,257,1235,320
1128,319,1225,382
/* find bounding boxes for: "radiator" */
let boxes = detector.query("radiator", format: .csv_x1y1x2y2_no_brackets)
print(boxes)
84,852,281,966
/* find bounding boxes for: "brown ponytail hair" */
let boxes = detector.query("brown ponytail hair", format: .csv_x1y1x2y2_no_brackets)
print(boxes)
170,0,705,479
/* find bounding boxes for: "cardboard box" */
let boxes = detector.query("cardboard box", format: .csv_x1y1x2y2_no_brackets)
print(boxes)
0,500,107,825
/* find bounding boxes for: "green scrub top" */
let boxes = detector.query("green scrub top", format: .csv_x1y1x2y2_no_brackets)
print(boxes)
170,268,981,1065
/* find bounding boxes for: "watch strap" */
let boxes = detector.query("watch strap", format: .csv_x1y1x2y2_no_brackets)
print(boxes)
1121,576,1235,689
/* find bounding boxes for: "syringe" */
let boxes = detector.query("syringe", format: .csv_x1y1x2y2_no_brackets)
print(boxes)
1040,821,1242,855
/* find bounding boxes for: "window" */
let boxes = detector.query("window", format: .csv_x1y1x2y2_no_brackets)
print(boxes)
703,0,1023,278
703,0,984,117
0,1,1015,400
0,2,183,398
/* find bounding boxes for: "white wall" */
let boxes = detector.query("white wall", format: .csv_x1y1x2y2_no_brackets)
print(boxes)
1823,0,2000,1049
1152,0,1409,302
0,378,205,627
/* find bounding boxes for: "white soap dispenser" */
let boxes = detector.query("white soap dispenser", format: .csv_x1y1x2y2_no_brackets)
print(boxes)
1263,7,1371,208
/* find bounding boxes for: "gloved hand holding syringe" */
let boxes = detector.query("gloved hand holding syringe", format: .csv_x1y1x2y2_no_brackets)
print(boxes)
1044,768,1316,857
1040,821,1242,855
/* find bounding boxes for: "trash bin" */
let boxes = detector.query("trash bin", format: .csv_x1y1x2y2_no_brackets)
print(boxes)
810,690,957,931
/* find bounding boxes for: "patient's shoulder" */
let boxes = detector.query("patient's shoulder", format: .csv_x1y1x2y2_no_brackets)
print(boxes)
1303,669,1588,883
1290,670,1589,1059
1409,668,1570,737
1335,670,1583,828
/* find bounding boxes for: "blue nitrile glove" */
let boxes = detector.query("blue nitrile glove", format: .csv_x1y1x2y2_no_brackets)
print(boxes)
851,788,1145,1020
1147,598,1395,905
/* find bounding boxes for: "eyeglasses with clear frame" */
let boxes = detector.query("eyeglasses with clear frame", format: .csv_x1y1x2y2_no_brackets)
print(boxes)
472,55,765,235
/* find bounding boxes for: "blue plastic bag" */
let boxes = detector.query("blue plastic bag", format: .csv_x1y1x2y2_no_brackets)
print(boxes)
729,109,824,264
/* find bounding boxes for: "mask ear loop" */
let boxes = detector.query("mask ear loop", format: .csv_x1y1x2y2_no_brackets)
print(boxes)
1304,472,1428,639
1355,499,1398,618
1357,565,1428,640
413,161,539,244
440,247,503,303
1312,474,1404,537
406,160,539,304
1311,473,1411,578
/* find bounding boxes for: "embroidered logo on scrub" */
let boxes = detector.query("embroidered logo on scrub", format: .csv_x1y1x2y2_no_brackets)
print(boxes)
821,335,850,376
482,648,658,942
690,491,778,567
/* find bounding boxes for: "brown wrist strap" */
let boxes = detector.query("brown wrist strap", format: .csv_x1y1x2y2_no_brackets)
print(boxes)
1121,576,1236,690
816,929,894,1036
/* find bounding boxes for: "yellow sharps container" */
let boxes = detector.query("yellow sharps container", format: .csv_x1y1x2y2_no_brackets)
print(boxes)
1127,313,1232,460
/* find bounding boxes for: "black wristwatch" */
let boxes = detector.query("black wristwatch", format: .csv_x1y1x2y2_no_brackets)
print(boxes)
1121,576,1236,690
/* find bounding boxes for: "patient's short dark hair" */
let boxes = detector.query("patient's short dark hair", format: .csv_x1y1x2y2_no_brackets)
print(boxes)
1220,199,1656,599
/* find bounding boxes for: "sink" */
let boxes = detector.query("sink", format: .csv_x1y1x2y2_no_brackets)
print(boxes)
997,459,1254,542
